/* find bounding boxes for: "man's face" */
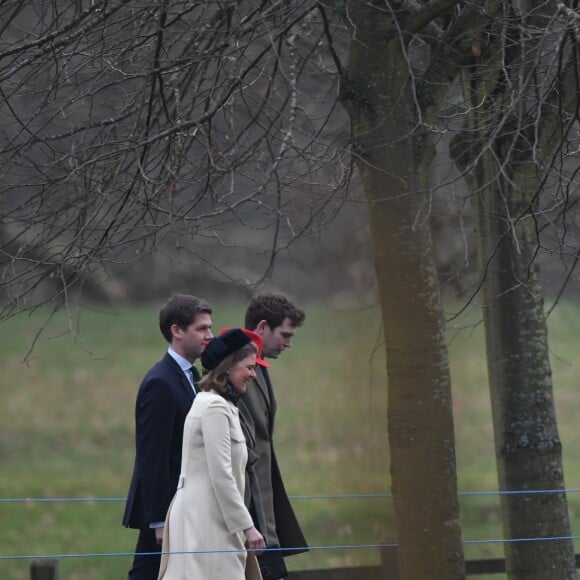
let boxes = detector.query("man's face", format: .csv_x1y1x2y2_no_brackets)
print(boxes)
172,312,213,362
260,317,296,359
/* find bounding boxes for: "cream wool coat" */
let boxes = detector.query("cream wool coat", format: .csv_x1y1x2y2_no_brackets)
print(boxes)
158,390,257,580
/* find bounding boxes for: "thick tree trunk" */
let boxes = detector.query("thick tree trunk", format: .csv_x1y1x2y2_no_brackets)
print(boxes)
453,105,576,578
450,2,577,572
452,2,576,580
472,159,576,580
340,3,465,579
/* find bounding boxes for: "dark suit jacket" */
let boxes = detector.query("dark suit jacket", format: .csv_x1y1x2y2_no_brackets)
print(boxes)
240,365,307,555
123,353,195,530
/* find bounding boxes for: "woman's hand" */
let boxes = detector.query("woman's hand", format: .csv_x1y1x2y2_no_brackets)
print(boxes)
244,526,266,555
155,527,164,545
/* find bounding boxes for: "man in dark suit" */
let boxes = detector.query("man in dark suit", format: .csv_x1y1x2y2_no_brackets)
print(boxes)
240,293,308,580
123,294,213,580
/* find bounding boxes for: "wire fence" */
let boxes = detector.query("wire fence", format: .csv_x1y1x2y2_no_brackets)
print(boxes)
2,488,580,561
3,487,580,504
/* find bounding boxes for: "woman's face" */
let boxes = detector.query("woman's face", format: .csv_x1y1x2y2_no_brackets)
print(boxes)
229,353,257,394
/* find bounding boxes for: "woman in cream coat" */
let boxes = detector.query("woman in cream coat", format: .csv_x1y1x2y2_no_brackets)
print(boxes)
158,329,265,580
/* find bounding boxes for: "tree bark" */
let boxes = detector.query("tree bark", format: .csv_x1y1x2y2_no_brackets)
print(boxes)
340,2,465,579
452,7,577,569
470,156,576,580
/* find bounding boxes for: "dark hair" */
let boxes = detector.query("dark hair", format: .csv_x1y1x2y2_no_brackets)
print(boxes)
244,292,305,331
198,343,257,395
159,294,212,343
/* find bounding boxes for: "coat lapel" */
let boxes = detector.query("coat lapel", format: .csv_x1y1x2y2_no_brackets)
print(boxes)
254,365,270,405
163,353,195,403
257,365,276,435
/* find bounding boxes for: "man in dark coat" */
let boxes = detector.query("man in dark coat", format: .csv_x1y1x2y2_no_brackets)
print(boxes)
122,294,213,580
240,293,308,580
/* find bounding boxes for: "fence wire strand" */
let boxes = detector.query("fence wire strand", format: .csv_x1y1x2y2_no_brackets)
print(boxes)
2,489,580,561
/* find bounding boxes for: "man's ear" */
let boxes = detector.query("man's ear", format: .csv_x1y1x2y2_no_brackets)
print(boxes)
255,320,269,335
170,323,182,340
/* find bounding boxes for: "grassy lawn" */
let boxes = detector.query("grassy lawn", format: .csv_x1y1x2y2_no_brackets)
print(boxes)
0,298,579,579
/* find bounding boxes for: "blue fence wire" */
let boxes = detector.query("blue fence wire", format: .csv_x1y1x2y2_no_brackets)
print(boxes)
2,487,580,503
0,543,387,561
2,489,580,561
3,536,580,561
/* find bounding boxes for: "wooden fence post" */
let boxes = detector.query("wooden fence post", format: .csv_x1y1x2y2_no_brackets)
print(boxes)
30,559,59,580
380,539,400,580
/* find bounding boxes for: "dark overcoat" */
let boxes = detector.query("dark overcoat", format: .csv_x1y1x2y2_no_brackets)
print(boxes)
123,353,195,530
239,365,308,555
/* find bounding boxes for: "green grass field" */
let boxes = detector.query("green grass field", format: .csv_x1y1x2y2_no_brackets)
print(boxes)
1,299,579,579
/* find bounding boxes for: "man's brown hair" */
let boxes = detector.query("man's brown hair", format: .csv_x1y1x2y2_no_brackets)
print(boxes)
244,293,305,331
159,294,212,343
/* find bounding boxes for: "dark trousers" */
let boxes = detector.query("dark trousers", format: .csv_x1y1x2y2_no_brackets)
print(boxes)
257,545,288,580
127,528,161,580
